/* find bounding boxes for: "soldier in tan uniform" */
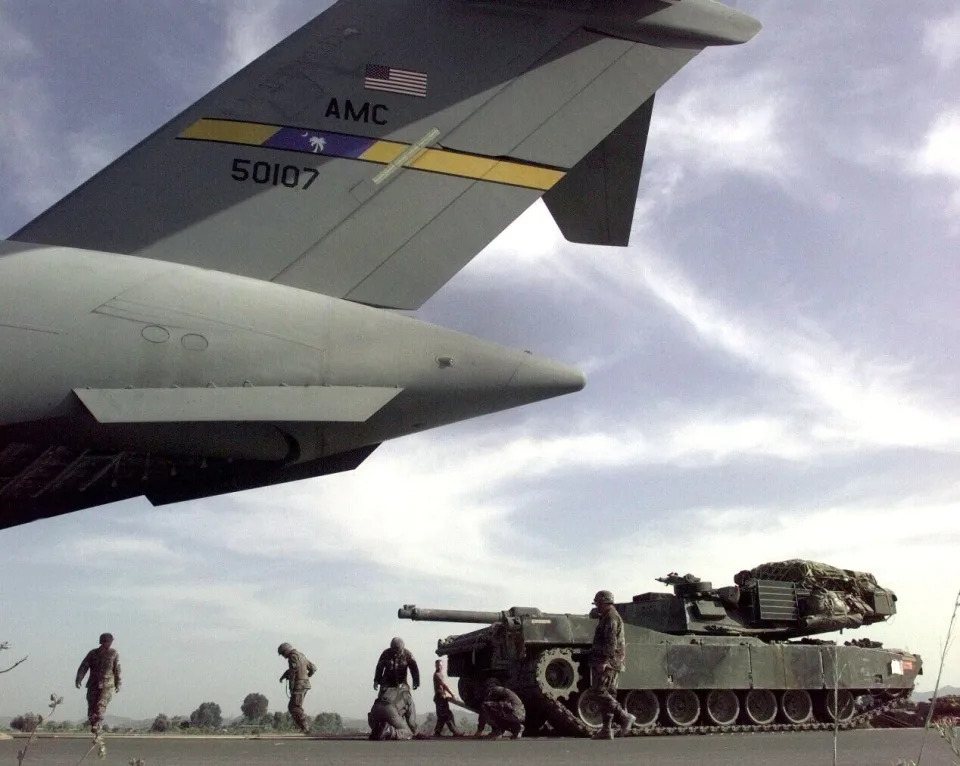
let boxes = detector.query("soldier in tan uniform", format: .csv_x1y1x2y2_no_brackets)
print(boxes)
278,642,317,733
75,632,121,734
590,590,636,739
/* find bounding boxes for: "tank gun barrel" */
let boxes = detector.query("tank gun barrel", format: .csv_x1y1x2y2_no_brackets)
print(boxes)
398,605,503,624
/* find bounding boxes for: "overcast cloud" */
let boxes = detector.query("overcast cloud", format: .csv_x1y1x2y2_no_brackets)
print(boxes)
1,0,958,723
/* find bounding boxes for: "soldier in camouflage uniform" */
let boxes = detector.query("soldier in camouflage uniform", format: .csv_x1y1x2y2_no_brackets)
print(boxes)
432,659,463,736
590,590,636,739
475,679,525,739
373,637,420,735
75,632,121,735
277,642,317,733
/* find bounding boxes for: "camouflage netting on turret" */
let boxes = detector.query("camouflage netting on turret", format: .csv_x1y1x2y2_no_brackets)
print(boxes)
737,560,879,597
734,560,885,630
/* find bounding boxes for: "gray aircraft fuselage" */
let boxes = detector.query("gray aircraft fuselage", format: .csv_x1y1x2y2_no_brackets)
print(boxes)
0,0,760,525
0,240,584,465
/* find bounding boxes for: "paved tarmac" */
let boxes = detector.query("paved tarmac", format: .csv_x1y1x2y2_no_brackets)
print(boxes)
1,729,954,766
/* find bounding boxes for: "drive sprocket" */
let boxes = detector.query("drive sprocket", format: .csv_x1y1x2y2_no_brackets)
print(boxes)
533,648,582,701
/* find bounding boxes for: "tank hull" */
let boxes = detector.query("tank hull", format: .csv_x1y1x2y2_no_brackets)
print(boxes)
439,618,919,735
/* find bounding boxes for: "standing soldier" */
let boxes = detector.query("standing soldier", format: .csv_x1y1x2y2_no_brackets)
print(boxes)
432,659,462,736
277,642,317,733
374,637,420,735
474,680,525,739
75,633,121,735
590,590,636,739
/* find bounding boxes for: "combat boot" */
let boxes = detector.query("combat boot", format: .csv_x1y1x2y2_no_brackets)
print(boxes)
617,710,636,737
594,714,614,740
511,724,524,739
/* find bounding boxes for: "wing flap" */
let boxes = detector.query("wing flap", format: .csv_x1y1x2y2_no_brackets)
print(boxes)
75,386,402,424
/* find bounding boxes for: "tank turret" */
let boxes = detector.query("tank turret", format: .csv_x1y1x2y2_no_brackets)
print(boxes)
626,560,898,640
397,560,920,737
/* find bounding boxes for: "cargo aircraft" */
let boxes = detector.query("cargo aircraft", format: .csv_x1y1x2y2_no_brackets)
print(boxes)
0,0,760,528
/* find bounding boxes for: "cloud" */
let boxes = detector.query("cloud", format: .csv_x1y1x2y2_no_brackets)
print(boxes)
909,110,960,213
96,581,334,643
631,255,960,451
66,536,184,564
475,207,960,457
0,11,35,58
648,71,795,187
0,19,125,225
922,10,960,70
215,0,287,81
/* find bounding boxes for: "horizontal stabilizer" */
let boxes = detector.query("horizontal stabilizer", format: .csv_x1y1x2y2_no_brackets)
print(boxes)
74,386,402,424
542,95,654,247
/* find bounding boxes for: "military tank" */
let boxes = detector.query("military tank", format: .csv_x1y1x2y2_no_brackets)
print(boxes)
399,560,921,736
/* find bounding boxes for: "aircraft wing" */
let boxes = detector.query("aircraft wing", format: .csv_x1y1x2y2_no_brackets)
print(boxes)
13,0,760,311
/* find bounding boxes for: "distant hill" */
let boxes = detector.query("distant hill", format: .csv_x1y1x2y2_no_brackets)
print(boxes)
914,685,960,702
103,714,154,729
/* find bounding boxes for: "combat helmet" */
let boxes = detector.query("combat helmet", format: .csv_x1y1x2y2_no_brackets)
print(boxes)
277,642,293,656
99,633,114,644
592,590,615,605
390,637,405,651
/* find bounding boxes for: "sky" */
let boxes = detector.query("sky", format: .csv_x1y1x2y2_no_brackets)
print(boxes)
1,0,960,723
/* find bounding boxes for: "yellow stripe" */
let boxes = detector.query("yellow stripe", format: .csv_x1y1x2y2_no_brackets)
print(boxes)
482,162,565,190
359,141,408,164
180,119,278,145
410,148,563,191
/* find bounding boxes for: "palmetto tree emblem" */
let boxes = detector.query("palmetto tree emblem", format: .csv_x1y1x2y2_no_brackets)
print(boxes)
301,132,326,153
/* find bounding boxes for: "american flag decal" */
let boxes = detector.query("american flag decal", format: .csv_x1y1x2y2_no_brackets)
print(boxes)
364,64,428,98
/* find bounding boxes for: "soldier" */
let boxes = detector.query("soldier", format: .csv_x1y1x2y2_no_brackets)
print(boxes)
75,632,121,735
277,642,317,733
432,659,462,736
590,590,636,739
475,680,525,739
373,637,420,735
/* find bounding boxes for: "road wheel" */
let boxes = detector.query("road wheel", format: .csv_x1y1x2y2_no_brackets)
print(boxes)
622,690,659,728
820,689,854,723
743,689,778,725
663,689,700,727
780,690,813,724
575,689,605,730
704,689,740,726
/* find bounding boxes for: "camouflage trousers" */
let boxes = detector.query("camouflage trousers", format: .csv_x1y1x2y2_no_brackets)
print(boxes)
433,696,460,735
288,686,310,732
379,684,417,733
478,700,525,735
590,665,628,718
86,685,113,730
369,684,416,739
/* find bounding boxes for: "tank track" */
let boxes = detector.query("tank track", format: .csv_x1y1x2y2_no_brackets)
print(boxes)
527,688,912,738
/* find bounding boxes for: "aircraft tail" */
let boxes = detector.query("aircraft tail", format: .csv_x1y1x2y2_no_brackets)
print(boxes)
13,0,760,310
